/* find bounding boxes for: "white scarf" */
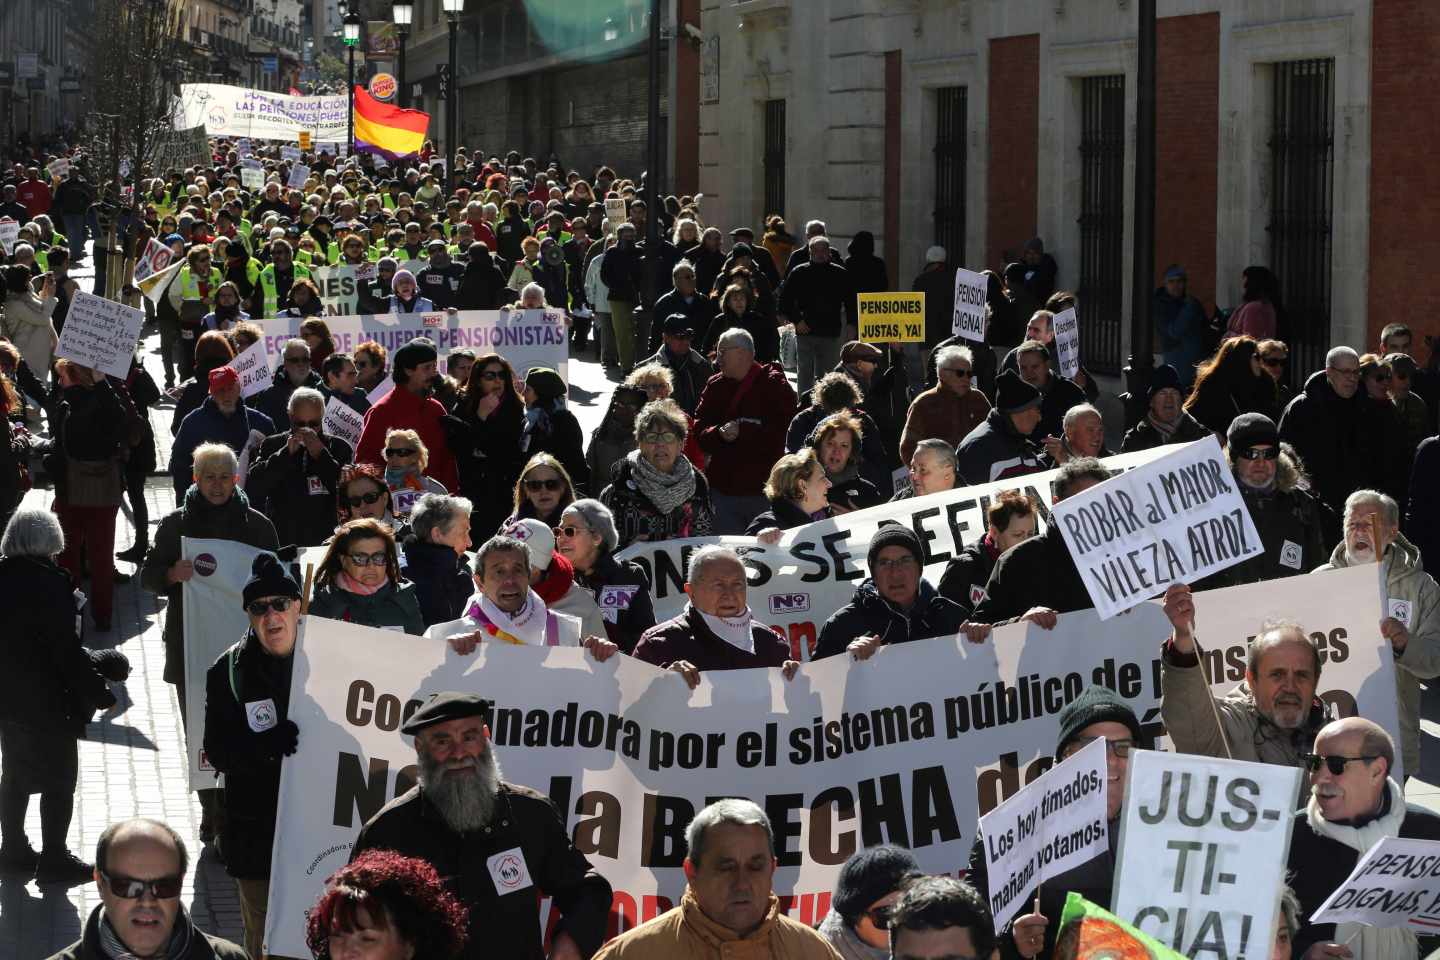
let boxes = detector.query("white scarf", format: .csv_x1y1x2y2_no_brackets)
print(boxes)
470,590,553,646
693,602,761,654
1306,778,1414,960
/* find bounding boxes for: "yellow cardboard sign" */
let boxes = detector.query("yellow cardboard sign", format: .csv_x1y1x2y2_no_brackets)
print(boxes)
857,292,925,342
298,131,313,150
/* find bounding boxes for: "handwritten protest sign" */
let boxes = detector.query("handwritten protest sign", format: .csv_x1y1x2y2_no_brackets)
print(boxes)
287,164,310,190
605,197,627,224
1112,752,1300,959
0,218,18,254
56,292,145,379
231,338,273,399
979,736,1109,930
1050,436,1262,620
1312,836,1440,932
857,292,925,342
323,396,365,452
952,267,987,342
1053,306,1080,379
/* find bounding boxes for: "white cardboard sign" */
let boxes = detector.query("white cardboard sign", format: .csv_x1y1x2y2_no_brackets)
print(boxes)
978,736,1110,931
231,338,274,399
1312,836,1440,932
605,197,627,225
1112,751,1300,959
1050,436,1263,620
240,167,264,190
0,218,19,255
55,292,146,379
286,164,310,190
952,266,987,342
322,395,364,452
1053,306,1080,379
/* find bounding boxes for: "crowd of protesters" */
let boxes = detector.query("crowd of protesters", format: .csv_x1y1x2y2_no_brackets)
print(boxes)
0,135,1437,960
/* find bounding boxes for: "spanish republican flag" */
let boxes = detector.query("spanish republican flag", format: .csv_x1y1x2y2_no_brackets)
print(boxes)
352,85,429,160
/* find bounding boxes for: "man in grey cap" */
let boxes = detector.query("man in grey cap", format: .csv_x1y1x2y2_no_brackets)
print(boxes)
352,692,613,960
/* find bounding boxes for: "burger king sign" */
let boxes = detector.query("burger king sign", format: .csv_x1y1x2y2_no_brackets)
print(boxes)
368,73,397,102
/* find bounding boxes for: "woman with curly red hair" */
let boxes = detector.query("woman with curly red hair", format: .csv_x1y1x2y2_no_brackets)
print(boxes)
306,850,468,960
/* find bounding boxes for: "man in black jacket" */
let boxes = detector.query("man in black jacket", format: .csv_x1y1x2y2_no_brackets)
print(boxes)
637,314,715,416
649,261,714,353
778,236,854,397
250,338,324,431
203,554,303,960
814,527,970,659
416,239,466,309
353,692,614,960
244,387,353,547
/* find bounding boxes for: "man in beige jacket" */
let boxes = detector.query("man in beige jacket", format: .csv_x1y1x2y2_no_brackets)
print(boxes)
592,798,841,960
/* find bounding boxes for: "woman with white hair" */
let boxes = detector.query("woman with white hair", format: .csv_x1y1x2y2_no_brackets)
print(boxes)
0,507,129,884
555,499,656,653
402,493,476,627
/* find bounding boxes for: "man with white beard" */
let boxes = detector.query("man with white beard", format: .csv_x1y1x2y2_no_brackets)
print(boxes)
1315,489,1440,779
351,692,614,960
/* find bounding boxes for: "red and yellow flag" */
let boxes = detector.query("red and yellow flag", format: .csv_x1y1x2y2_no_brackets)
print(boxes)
352,85,429,160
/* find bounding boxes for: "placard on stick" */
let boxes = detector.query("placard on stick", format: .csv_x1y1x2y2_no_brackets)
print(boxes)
952,267,987,342
1112,751,1300,959
0,218,18,255
287,165,310,190
56,292,145,379
1050,436,1262,620
857,292,925,343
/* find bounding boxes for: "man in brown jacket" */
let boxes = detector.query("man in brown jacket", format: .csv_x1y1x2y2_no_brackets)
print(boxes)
592,799,841,960
899,344,992,463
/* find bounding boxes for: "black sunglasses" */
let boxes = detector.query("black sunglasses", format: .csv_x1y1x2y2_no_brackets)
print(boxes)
479,370,506,380
246,597,294,616
525,477,565,492
384,447,418,458
102,871,183,900
864,905,894,930
1301,753,1380,775
343,491,384,509
1238,446,1280,461
1262,356,1287,367
553,525,589,539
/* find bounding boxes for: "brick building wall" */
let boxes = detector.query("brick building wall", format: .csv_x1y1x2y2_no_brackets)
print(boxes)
1155,13,1220,315
1369,0,1440,353
986,34,1039,271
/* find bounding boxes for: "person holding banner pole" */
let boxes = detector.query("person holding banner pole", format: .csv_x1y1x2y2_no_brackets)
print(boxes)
1285,718,1440,959
967,686,1143,960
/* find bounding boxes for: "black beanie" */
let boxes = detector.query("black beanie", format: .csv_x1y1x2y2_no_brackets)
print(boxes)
994,370,1042,414
242,553,302,609
1055,685,1142,760
832,844,922,922
867,525,924,571
391,337,439,383
1147,363,1182,399
1227,412,1278,454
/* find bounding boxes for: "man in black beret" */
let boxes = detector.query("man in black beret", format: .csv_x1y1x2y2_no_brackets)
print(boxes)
967,685,1143,960
352,691,613,960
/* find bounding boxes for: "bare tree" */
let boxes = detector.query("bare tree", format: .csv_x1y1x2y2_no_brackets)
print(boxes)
85,0,184,298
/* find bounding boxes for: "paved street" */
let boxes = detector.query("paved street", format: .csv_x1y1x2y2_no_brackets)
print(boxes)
3,288,1440,958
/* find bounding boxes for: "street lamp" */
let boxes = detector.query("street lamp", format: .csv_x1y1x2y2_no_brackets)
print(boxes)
392,0,413,108
343,8,361,151
442,0,463,191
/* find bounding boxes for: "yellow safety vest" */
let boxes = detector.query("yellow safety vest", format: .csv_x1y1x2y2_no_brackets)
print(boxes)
257,263,312,318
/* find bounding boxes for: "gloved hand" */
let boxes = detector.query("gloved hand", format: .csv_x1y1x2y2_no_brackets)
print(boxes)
254,719,299,759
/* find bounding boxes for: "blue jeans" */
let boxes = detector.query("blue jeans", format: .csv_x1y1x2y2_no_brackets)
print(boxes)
61,214,87,257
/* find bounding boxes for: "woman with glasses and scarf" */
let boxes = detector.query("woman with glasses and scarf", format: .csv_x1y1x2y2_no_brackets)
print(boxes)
379,428,448,521
601,398,714,549
308,518,425,635
442,353,526,543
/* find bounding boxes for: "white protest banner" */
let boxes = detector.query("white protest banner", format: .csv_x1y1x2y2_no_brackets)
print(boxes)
1312,836,1440,932
1050,436,1262,620
179,83,349,141
240,167,264,190
978,737,1109,931
323,395,364,452
56,292,145,379
253,309,569,384
181,538,273,789
366,375,394,404
1113,752,1301,958
952,267,988,342
264,564,1396,958
287,164,310,190
0,218,19,255
231,338,274,399
310,263,377,315
605,197,627,224
1053,306,1080,380
618,448,1170,660
47,157,70,179
132,238,174,285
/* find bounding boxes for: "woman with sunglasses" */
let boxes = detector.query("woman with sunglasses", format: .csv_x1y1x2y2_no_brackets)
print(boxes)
817,845,922,960
1256,339,1296,412
601,398,714,548
337,462,397,526
306,850,468,960
442,352,526,542
555,499,656,654
309,518,425,635
380,428,448,520
507,453,576,532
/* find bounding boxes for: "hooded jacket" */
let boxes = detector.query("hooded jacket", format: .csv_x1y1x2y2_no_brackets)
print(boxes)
1279,370,1397,512
1317,533,1440,776
814,579,970,660
955,408,1044,486
170,396,276,495
694,362,797,496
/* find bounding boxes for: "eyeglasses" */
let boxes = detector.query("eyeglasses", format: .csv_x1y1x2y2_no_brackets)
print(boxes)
1070,736,1137,758
1301,753,1380,775
863,905,894,930
479,370,506,380
524,477,565,492
1262,356,1287,368
872,555,919,572
345,551,389,567
553,525,590,539
942,367,973,378
246,597,294,616
101,871,183,900
343,490,384,508
1329,366,1361,377
384,447,418,458
1238,446,1279,461
641,431,681,444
